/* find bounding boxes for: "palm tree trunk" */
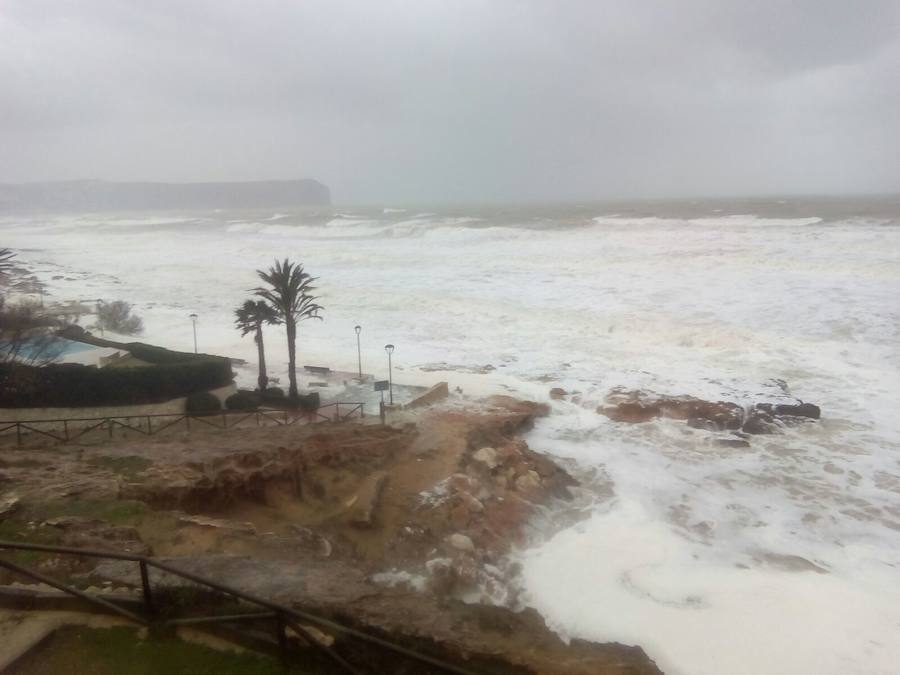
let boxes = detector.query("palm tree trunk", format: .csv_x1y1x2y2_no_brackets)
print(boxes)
255,326,268,391
286,318,298,399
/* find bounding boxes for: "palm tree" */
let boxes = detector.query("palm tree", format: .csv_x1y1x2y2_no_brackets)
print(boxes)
234,299,281,391
254,259,323,399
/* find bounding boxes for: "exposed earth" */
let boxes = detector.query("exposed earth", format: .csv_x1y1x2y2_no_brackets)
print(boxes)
0,395,663,674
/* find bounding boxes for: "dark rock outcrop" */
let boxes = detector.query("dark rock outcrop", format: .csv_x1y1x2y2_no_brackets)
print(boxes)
773,403,821,419
600,389,821,437
600,393,742,430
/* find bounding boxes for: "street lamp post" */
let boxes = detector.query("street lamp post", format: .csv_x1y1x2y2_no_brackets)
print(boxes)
355,325,362,380
189,313,198,354
384,344,395,405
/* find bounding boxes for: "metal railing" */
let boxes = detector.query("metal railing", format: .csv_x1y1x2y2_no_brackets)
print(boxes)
0,402,365,447
0,540,474,674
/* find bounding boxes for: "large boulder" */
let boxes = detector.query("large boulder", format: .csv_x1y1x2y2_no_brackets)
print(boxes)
599,393,742,430
600,389,821,437
773,402,821,419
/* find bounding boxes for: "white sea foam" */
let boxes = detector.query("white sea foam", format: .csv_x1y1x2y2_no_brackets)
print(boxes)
591,214,824,228
2,204,899,674
520,499,900,675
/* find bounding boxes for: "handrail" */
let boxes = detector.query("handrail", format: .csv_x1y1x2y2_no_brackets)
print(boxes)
0,402,366,447
0,401,364,425
0,539,476,674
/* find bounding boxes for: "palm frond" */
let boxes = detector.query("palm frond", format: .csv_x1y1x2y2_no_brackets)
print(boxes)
234,299,281,336
253,258,323,323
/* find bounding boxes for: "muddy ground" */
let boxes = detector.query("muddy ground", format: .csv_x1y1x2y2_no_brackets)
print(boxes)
0,396,662,674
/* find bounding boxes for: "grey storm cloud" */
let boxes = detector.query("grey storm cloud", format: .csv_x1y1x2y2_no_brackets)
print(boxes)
1,0,898,203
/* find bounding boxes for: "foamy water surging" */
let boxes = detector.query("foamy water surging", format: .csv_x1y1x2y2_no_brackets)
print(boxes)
3,198,899,674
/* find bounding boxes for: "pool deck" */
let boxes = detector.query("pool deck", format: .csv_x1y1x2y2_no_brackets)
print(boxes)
290,367,429,410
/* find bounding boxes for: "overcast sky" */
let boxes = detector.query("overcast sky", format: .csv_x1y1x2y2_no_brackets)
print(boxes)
1,1,898,204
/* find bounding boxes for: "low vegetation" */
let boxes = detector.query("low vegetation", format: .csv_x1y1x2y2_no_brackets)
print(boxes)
185,391,223,415
96,300,144,335
224,390,260,411
9,625,312,675
0,358,232,408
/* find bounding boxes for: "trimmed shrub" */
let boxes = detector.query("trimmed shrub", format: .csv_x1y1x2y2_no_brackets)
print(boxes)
225,390,260,411
185,391,221,415
0,357,233,408
295,391,320,411
265,386,285,398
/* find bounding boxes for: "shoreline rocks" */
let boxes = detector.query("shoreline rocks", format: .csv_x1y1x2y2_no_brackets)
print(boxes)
599,390,821,436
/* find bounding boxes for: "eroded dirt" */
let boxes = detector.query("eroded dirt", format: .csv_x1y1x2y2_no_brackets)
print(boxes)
0,396,662,674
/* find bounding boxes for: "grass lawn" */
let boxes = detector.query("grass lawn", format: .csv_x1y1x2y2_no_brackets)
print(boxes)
9,625,313,675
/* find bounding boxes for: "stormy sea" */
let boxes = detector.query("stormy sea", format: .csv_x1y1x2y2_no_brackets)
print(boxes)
3,194,899,675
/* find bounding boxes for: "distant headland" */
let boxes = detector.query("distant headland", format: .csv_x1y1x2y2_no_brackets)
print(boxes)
0,178,331,212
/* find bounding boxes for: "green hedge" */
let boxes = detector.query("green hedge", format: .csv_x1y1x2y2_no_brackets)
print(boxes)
0,358,233,408
225,391,260,411
186,391,222,415
296,391,320,411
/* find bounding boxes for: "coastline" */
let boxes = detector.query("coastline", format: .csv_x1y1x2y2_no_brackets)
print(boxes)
0,394,663,674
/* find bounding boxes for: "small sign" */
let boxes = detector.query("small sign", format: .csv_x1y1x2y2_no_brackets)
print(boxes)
374,380,390,391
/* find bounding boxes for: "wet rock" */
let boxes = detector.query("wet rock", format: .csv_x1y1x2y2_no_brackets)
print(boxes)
177,514,256,534
449,502,471,530
456,491,484,513
43,516,105,530
451,553,479,587
472,446,499,470
774,403,821,419
601,389,820,436
484,396,551,419
665,399,743,430
425,557,456,596
347,470,389,528
289,525,333,557
496,441,525,464
715,438,751,449
0,494,21,519
688,417,721,431
742,410,780,435
447,533,475,553
448,472,475,494
286,623,334,647
549,387,567,400
514,470,542,494
61,524,151,556
600,401,661,423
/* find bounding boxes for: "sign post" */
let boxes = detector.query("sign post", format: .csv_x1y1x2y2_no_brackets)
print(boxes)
374,380,389,424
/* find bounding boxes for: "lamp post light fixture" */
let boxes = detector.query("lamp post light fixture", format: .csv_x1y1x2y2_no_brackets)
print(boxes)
355,325,362,380
384,343,395,405
189,313,198,354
